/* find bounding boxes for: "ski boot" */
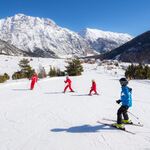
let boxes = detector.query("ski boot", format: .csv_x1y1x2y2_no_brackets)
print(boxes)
70,90,75,92
122,119,133,124
94,92,99,95
112,123,125,130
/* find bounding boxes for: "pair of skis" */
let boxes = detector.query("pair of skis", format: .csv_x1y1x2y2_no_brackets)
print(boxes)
97,118,143,135
102,118,143,127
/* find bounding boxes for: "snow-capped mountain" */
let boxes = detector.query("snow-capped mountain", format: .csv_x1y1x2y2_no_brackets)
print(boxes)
79,28,133,53
0,14,133,58
0,39,27,56
99,30,150,63
0,14,93,58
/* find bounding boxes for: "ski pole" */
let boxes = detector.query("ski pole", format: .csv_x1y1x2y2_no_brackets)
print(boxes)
126,108,141,124
117,102,141,123
127,110,139,120
128,111,142,124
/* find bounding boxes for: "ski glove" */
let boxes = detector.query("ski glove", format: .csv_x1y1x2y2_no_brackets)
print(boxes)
128,88,132,92
116,100,121,104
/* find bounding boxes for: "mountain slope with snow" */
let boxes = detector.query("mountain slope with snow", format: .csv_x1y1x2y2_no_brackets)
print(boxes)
79,28,133,53
0,14,93,58
99,30,150,63
0,39,28,56
0,14,134,58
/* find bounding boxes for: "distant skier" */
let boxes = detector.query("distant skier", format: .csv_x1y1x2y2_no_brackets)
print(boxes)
113,78,132,129
63,76,74,93
88,79,99,96
30,73,38,90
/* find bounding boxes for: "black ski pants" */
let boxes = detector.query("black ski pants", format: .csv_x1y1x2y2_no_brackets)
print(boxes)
117,105,129,124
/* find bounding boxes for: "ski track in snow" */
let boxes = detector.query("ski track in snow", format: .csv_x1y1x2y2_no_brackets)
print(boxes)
0,61,150,150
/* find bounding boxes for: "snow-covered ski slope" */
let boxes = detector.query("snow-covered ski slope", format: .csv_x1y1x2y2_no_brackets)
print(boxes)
0,56,150,150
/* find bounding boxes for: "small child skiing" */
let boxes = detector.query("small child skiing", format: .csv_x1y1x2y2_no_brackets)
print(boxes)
63,76,74,93
88,79,99,96
113,78,132,129
30,73,38,90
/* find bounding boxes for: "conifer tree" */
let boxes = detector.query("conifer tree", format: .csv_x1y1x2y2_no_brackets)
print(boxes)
125,63,150,79
65,59,83,76
48,66,57,77
18,58,34,78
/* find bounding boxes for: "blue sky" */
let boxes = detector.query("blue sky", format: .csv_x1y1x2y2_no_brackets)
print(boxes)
0,0,150,36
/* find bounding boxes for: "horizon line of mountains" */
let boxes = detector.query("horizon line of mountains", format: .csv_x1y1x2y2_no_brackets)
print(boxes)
0,14,149,63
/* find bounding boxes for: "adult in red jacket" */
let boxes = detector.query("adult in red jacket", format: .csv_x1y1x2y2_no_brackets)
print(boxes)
30,73,38,90
89,80,99,95
63,76,74,93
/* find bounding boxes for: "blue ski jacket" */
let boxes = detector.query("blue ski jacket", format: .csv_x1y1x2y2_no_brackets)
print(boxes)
120,86,132,107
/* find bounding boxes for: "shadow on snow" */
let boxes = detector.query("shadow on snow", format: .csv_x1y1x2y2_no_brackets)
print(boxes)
44,92,64,94
51,124,115,133
71,94,90,97
12,89,30,91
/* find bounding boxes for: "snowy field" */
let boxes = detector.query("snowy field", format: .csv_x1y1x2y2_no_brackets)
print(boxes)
0,55,66,76
0,55,150,150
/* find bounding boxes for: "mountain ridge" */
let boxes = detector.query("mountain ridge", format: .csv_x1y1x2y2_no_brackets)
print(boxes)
0,39,28,56
0,14,133,58
79,28,133,53
99,31,150,63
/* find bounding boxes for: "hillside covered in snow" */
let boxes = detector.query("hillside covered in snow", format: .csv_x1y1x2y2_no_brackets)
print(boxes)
0,14,133,58
0,39,28,56
79,28,133,53
0,14,93,58
99,30,150,63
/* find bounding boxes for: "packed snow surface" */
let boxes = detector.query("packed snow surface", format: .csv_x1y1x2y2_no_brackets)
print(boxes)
0,55,150,150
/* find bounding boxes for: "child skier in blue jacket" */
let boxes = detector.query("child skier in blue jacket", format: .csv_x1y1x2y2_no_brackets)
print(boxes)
113,78,132,129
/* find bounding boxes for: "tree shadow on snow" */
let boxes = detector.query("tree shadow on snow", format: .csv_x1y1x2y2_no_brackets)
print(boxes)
51,124,115,133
